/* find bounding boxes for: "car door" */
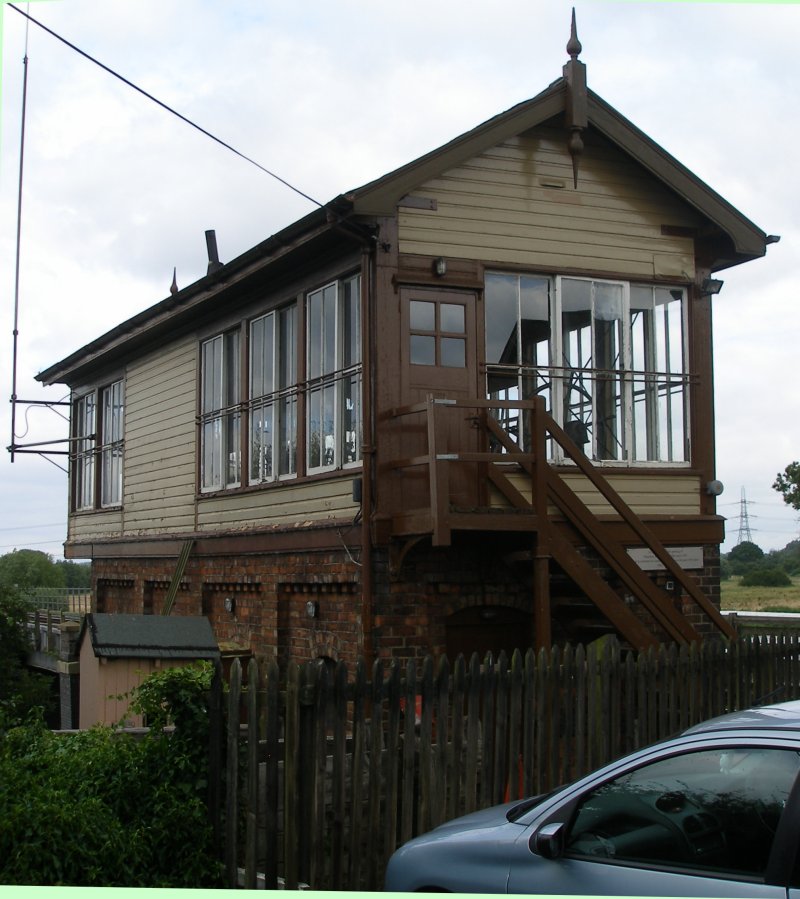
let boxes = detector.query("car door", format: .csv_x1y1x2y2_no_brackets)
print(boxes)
508,742,800,897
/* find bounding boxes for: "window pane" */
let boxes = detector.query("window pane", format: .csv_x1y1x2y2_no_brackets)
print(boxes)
520,276,550,369
441,337,465,368
410,300,435,331
308,289,322,379
440,303,465,333
561,279,593,449
201,336,222,414
100,381,124,506
567,747,799,878
343,373,361,464
411,335,436,365
250,402,273,482
485,273,519,364
322,284,336,376
279,306,296,389
250,313,274,399
593,284,623,461
343,276,361,367
279,395,297,476
201,330,240,490
308,387,322,469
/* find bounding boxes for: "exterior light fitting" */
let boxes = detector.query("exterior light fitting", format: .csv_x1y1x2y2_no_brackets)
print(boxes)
701,278,724,296
705,479,724,496
223,595,236,614
433,257,447,277
306,600,319,619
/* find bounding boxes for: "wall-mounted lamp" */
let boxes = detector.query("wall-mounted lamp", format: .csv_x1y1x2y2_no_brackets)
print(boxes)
433,257,447,277
701,278,724,297
223,596,236,614
705,479,724,497
306,600,319,619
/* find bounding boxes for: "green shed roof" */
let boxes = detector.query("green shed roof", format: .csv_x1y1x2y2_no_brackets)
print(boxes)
79,613,220,660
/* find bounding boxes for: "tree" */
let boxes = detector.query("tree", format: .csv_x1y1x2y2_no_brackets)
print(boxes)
55,560,91,588
727,540,764,576
0,586,53,727
774,461,800,511
0,550,65,590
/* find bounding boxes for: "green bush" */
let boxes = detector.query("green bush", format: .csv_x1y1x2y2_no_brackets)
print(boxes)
740,567,792,588
0,663,222,887
0,585,54,729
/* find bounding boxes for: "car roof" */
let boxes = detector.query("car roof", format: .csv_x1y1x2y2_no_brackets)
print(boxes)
682,700,800,735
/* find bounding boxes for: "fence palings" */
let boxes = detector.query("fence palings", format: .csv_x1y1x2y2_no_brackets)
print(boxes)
208,633,800,891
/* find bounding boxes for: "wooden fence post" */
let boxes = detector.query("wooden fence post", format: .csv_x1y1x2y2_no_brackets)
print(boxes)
225,659,242,889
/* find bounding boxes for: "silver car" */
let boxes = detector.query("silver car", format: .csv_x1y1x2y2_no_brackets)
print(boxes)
385,701,800,895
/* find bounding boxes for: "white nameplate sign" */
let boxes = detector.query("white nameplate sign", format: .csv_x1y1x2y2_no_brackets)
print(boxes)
627,546,704,571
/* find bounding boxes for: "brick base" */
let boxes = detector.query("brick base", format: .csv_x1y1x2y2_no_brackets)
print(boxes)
90,537,722,666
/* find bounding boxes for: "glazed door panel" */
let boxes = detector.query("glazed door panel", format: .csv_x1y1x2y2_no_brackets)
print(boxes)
399,287,481,510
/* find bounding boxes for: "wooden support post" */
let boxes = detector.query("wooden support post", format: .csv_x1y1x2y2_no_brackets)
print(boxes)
531,398,552,650
533,548,551,650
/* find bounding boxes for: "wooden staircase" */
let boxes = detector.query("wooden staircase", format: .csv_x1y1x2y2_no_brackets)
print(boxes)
383,395,735,651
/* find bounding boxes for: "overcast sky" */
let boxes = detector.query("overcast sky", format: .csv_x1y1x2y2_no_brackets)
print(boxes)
0,0,798,561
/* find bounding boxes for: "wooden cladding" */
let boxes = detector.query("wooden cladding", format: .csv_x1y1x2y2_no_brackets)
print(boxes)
398,125,700,278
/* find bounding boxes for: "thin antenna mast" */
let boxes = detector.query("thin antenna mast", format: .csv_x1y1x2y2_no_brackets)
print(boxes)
9,4,32,464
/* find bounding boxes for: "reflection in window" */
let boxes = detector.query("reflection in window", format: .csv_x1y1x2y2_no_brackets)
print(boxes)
567,747,800,878
74,392,96,511
100,380,125,506
307,275,361,473
409,296,467,369
485,273,551,453
200,330,241,491
250,304,297,484
485,272,687,464
630,286,687,462
562,278,624,462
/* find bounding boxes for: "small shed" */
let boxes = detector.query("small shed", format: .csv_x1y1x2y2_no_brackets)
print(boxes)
77,613,219,729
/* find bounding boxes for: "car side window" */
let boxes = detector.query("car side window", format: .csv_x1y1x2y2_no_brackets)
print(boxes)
565,747,800,879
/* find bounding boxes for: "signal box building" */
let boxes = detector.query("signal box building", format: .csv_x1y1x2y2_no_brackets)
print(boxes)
38,23,773,667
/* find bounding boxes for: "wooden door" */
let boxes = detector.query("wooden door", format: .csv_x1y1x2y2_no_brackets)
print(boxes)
399,287,481,509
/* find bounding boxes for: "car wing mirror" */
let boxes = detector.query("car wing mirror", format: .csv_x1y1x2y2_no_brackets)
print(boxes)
532,822,566,859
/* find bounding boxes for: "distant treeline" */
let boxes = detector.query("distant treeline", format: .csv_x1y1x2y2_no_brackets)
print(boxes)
0,549,91,590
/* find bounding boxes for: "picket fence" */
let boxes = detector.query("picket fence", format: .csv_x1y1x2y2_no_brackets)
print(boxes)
207,634,800,891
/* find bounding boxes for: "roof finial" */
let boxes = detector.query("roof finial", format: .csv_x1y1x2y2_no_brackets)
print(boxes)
563,8,587,188
567,7,582,60
170,267,178,295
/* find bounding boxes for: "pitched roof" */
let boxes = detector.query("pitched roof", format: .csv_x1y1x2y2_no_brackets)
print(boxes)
37,27,771,388
346,79,769,264
79,613,220,660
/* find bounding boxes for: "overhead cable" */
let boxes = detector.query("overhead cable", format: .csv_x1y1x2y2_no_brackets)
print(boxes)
7,3,323,208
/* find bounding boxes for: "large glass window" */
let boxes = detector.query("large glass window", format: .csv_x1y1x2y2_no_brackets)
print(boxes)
630,286,687,462
249,304,297,483
72,378,124,510
100,380,124,506
485,273,551,451
74,392,96,511
200,329,241,491
199,273,361,491
485,273,688,464
306,275,361,473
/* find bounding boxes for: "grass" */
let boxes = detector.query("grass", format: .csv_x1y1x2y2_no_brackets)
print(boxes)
720,575,800,612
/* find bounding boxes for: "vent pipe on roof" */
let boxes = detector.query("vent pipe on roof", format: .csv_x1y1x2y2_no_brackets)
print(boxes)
205,230,223,275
